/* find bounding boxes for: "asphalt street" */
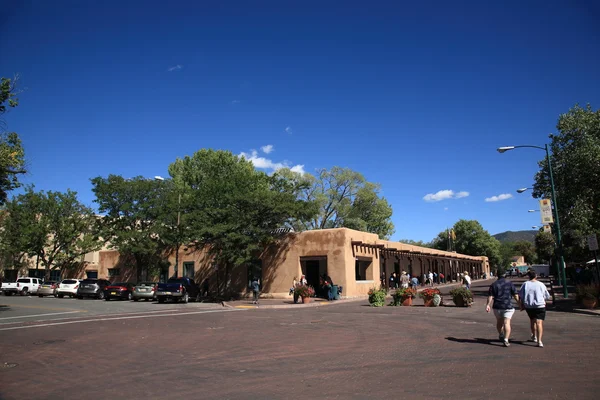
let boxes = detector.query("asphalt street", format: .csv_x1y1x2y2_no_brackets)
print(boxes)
1,279,599,400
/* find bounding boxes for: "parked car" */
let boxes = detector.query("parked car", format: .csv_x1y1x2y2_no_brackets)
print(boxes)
56,279,82,298
132,282,158,301
155,277,200,303
38,281,59,297
104,282,136,301
1,277,41,296
76,278,111,299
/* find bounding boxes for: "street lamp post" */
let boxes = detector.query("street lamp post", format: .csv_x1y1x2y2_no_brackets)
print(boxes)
498,144,569,298
155,176,181,278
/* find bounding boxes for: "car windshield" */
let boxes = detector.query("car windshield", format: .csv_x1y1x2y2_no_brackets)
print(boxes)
111,282,127,286
137,282,155,287
62,280,78,284
17,278,31,283
167,278,186,284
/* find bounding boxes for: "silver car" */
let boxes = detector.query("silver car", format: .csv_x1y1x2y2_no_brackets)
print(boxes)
132,282,158,301
38,281,59,297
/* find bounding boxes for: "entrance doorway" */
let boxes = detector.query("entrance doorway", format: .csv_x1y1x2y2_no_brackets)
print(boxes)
300,256,328,297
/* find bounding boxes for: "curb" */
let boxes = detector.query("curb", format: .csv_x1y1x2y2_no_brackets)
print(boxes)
223,297,366,310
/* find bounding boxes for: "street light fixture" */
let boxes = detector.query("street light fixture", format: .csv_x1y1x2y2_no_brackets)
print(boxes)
155,175,181,278
498,143,568,297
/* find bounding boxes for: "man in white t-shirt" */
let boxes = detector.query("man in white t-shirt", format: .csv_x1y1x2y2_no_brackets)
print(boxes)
519,270,551,348
463,271,472,290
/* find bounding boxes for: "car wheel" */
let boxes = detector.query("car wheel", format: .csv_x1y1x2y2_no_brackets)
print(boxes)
182,292,189,304
195,293,201,302
127,292,133,301
21,288,28,296
97,291,105,300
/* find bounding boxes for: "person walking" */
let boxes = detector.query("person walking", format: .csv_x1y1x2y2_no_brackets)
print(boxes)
519,270,551,348
439,272,445,284
410,275,419,290
428,271,434,287
463,271,471,290
400,271,410,289
485,271,519,347
250,276,260,304
389,273,396,290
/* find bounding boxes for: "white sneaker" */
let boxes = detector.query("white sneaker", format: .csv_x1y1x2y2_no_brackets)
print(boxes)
538,342,544,348
503,339,510,347
531,334,538,343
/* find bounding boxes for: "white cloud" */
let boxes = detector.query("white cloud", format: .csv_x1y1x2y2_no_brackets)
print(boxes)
261,144,274,154
167,65,183,72
285,126,292,134
423,190,470,202
485,193,513,202
238,150,304,174
444,207,449,211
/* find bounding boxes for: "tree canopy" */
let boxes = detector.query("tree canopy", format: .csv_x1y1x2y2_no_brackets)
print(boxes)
431,220,501,267
168,149,317,292
0,77,26,205
533,104,600,262
0,188,99,279
275,166,394,239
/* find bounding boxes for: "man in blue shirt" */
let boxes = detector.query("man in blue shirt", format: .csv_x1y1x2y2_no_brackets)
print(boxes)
486,272,520,347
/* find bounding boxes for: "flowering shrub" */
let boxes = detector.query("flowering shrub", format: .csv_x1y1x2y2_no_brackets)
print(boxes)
449,287,473,306
294,285,315,298
419,288,442,300
391,288,417,306
368,288,387,307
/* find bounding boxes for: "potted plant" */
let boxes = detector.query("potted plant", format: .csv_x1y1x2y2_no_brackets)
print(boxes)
449,287,473,307
419,288,442,307
368,287,387,307
392,287,416,306
294,285,315,304
576,285,599,309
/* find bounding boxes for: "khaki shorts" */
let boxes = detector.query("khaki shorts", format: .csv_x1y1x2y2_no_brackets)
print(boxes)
493,308,515,319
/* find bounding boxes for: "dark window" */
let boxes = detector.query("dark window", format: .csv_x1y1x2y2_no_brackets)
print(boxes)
17,278,31,283
355,259,373,281
86,270,98,279
108,268,120,278
183,262,195,279
61,280,78,284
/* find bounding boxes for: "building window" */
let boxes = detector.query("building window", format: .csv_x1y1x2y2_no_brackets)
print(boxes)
87,270,98,279
183,262,195,279
108,268,120,278
355,258,373,281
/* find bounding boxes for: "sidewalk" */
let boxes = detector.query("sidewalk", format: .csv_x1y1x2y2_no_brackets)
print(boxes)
223,278,493,309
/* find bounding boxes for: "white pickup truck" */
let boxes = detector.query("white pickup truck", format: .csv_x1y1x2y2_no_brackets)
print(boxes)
1,277,41,296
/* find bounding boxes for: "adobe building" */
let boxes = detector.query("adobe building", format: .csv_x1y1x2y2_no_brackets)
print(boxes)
3,228,489,298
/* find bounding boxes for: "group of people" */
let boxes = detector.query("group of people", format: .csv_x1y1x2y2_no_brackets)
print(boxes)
486,269,551,347
384,270,473,290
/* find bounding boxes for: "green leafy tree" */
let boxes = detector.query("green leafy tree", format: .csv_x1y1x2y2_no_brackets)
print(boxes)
535,231,555,264
1,188,99,279
513,240,537,264
499,241,516,272
91,175,174,282
432,220,501,267
275,167,394,239
399,239,432,248
168,149,317,294
0,77,26,205
533,104,600,262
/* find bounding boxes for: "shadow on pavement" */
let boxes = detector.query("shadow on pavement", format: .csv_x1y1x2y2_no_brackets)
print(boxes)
0,304,10,312
445,337,533,347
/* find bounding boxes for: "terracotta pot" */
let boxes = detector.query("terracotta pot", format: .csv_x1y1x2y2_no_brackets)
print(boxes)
302,296,311,304
423,298,434,307
401,297,413,306
582,297,598,309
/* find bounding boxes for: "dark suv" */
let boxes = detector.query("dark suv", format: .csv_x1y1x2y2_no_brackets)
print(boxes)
76,279,112,299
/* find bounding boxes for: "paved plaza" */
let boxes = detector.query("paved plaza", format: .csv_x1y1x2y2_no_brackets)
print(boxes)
1,279,599,399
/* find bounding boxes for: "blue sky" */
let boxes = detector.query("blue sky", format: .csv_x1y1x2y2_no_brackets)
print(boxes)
2,0,599,241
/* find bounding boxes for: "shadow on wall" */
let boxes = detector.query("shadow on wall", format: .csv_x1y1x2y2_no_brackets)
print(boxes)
258,234,295,294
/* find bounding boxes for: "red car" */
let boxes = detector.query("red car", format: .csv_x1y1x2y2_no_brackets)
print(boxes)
104,282,136,301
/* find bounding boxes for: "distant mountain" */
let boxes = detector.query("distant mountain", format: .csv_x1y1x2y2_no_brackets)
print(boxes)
493,230,537,244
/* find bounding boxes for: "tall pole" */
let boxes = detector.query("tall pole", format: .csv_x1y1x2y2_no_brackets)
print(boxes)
546,144,568,298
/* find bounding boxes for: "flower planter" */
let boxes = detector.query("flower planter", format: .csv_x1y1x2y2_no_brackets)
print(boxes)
423,299,434,307
582,297,598,309
401,297,413,306
454,297,467,307
302,296,311,304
